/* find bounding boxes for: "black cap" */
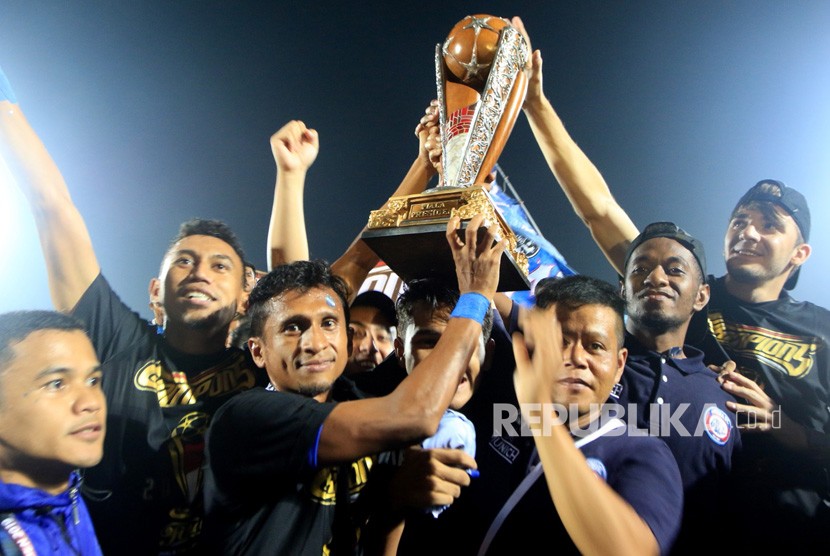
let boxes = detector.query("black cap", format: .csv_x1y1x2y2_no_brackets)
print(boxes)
624,221,707,279
350,290,397,326
732,179,810,290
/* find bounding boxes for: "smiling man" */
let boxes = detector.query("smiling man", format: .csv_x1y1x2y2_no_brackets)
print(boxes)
0,310,106,555
609,222,739,554
204,215,504,555
0,67,265,554
345,290,398,376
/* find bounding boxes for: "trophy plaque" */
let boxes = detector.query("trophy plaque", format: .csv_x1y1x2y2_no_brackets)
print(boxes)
361,14,530,291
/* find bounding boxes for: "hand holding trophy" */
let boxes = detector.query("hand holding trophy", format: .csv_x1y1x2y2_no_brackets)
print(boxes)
362,14,530,291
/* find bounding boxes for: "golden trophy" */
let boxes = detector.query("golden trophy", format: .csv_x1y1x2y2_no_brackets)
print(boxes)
362,14,531,291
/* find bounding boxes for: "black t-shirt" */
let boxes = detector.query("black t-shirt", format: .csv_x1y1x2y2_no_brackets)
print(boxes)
204,380,376,556
706,275,830,550
72,274,265,555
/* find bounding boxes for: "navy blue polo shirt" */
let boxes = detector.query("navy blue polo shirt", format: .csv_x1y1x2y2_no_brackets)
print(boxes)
609,333,740,553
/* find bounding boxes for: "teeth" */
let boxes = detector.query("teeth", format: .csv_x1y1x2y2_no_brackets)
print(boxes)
186,292,211,301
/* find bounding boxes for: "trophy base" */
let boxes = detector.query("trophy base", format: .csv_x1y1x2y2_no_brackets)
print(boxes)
361,186,530,292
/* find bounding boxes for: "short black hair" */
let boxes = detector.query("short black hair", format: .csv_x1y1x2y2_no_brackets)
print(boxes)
535,275,625,345
247,260,351,338
0,310,87,370
168,219,248,285
396,278,494,341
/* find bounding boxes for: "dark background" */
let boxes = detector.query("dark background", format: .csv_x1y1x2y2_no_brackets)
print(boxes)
2,1,828,318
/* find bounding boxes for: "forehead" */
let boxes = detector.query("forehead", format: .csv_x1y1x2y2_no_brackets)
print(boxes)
628,237,695,268
557,304,620,341
268,287,346,321
350,305,394,328
165,234,243,265
732,202,793,226
3,329,98,382
403,302,452,334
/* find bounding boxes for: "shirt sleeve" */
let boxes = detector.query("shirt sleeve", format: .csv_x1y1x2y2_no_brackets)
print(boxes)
71,273,153,363
603,435,684,555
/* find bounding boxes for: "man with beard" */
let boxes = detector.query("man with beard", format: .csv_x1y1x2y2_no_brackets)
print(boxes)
204,214,504,555
606,222,740,553
0,66,265,554
511,15,829,550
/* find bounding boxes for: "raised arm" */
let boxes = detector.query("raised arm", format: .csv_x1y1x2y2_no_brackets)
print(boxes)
0,66,99,311
318,214,505,463
512,308,660,555
267,120,318,269
331,101,439,299
512,17,639,275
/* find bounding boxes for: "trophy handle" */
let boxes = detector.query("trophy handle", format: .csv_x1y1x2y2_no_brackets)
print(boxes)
475,69,526,184
436,24,529,188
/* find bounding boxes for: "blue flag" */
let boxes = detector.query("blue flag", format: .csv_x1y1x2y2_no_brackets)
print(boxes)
488,170,577,307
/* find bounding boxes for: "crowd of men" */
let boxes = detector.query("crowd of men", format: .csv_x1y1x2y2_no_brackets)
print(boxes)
1,15,828,556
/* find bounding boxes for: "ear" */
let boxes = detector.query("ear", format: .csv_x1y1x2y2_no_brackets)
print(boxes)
482,337,496,371
148,277,161,304
394,336,406,368
237,294,249,316
247,337,267,369
790,242,812,267
614,347,628,383
347,326,354,357
692,283,710,313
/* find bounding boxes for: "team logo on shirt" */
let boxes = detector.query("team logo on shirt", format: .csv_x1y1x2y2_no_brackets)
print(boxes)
133,354,257,406
708,314,820,379
701,405,732,445
585,458,607,480
310,456,375,506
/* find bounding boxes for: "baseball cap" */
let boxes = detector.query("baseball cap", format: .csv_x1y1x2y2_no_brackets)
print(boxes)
732,179,810,290
623,221,707,279
351,290,397,326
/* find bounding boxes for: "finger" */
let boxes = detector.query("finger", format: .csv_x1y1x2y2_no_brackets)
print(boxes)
463,214,486,252
303,128,318,144
428,448,476,469
512,331,531,373
445,216,463,249
511,16,531,54
480,218,500,253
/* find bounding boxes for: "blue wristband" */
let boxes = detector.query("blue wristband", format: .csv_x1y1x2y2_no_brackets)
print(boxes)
450,292,490,325
0,66,18,104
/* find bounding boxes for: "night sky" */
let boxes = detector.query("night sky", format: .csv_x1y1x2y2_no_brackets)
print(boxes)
2,1,829,318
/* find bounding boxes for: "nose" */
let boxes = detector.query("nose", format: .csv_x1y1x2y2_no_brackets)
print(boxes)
74,383,105,415
301,325,329,353
739,223,761,242
355,331,377,354
563,342,587,368
644,265,668,287
189,259,211,281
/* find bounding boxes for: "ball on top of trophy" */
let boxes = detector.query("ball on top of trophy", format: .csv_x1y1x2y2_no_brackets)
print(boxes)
442,14,509,88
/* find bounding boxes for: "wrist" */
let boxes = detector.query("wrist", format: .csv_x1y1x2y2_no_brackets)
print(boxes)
451,292,491,325
522,94,553,118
